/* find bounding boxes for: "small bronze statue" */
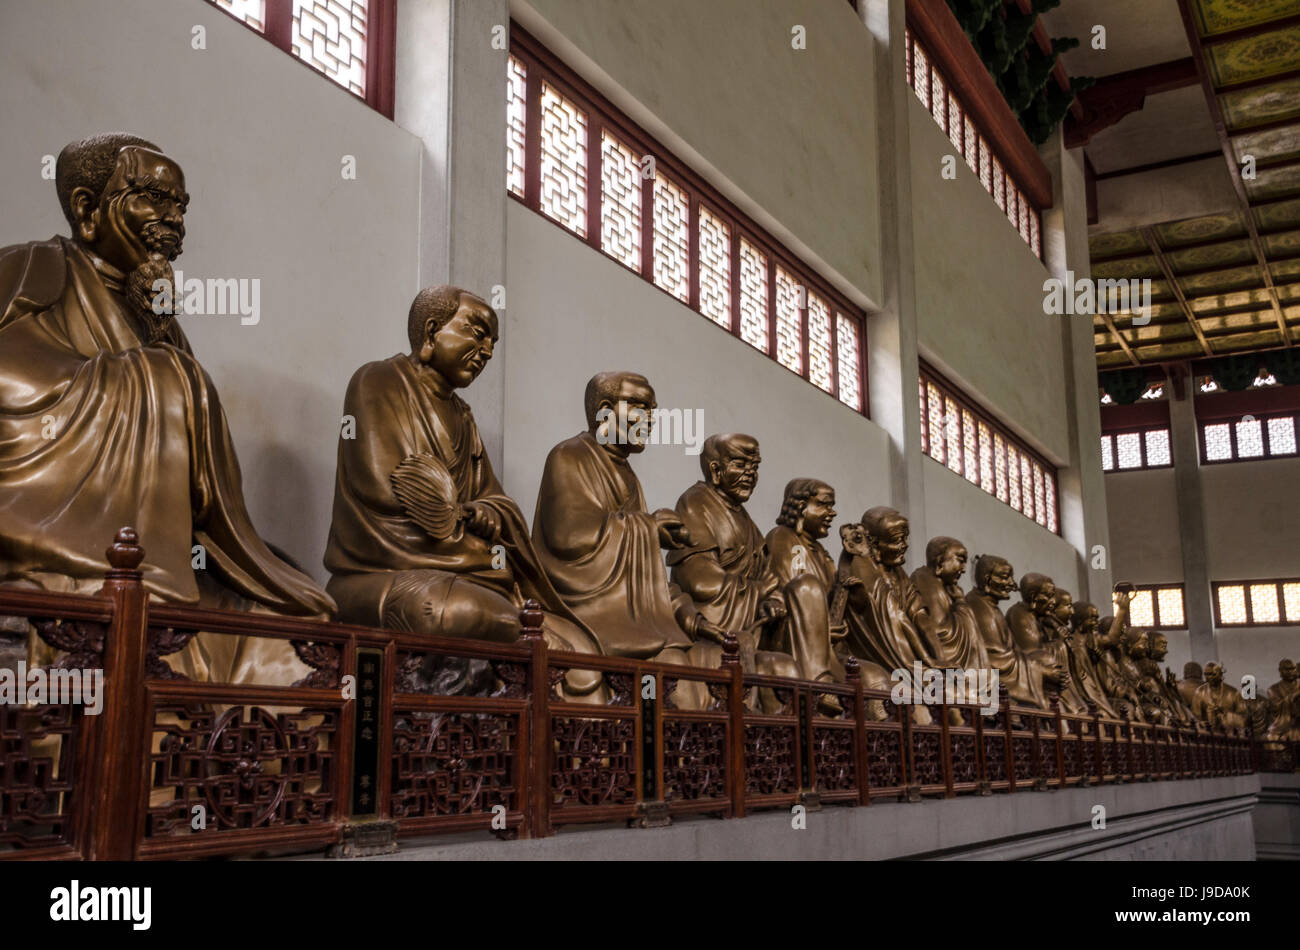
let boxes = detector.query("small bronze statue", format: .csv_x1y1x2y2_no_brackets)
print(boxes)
668,434,798,679
1054,592,1117,717
1178,660,1205,712
1265,658,1300,741
0,133,332,683
1145,632,1195,726
532,372,695,664
1193,661,1247,729
910,537,987,672
1007,574,1083,713
966,555,1054,709
324,286,603,697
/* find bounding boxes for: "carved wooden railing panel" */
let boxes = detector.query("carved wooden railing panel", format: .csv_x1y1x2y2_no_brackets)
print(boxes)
0,530,1270,860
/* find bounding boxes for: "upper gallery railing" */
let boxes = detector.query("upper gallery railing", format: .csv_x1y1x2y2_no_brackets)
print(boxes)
0,529,1268,861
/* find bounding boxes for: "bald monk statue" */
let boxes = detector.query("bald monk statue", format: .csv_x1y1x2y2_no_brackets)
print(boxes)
910,537,987,672
966,555,1057,709
1178,661,1205,713
533,372,695,664
764,478,849,686
1127,632,1175,725
1065,600,1119,718
0,133,333,683
1193,661,1247,730
324,286,602,697
1265,658,1300,741
668,434,798,680
1008,574,1083,713
1145,631,1195,726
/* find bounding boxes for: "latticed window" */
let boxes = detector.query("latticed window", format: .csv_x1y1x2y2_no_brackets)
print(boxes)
1100,426,1173,471
1215,579,1300,626
1199,411,1300,463
1115,585,1185,630
206,0,394,114
506,26,868,416
920,365,1060,534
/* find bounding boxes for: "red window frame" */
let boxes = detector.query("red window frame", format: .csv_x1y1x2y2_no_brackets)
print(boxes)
1118,583,1187,631
507,24,869,417
1212,579,1300,628
205,0,396,118
1197,411,1300,465
919,362,1060,534
1100,425,1174,472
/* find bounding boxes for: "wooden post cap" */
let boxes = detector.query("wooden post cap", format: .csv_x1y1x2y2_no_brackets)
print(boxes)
105,526,145,572
519,599,544,640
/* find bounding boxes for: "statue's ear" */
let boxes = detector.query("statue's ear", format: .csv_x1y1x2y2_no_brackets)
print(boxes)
69,186,98,240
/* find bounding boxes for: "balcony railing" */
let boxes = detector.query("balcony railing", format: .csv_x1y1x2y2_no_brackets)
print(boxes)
0,529,1269,860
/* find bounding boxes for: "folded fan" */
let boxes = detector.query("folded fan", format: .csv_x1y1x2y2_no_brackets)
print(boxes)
390,453,461,539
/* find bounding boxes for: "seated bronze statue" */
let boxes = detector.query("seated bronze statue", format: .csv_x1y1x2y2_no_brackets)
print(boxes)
1265,658,1300,741
1142,631,1195,726
1178,660,1205,713
764,477,848,685
532,371,696,665
0,133,332,683
668,434,798,680
324,286,603,697
1007,574,1083,713
1064,600,1119,718
965,555,1058,709
1192,661,1247,730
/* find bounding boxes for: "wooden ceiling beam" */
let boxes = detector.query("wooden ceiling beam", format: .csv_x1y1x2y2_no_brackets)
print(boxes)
1140,226,1214,356
1065,58,1199,148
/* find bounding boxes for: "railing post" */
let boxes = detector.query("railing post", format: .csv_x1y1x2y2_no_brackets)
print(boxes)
88,527,150,861
636,663,669,828
1083,702,1099,787
723,634,746,819
1052,695,1065,788
1001,686,1016,794
846,658,869,807
938,694,954,798
520,600,552,838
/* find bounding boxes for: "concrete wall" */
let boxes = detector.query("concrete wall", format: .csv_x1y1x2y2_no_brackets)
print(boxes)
0,0,423,582
909,100,1069,465
503,203,893,556
512,0,881,309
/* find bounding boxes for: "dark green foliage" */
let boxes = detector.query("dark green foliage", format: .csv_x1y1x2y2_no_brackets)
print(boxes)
1208,354,1268,391
1099,368,1151,406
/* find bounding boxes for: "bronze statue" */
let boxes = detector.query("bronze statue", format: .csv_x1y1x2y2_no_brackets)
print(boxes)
1057,594,1118,717
965,555,1055,708
1265,658,1300,741
1007,574,1084,713
324,286,603,697
0,133,332,683
532,372,695,664
1193,661,1247,729
839,507,937,672
1145,632,1195,726
1178,660,1205,712
668,434,798,679
763,478,848,685
910,537,988,673
1089,588,1145,719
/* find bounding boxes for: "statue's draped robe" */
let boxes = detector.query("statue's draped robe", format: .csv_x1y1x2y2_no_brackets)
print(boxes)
533,432,691,659
0,237,333,682
1008,604,1086,713
765,524,841,683
911,568,988,671
324,355,599,662
966,590,1048,708
839,552,932,673
1266,679,1300,740
1052,622,1118,717
1193,681,1246,728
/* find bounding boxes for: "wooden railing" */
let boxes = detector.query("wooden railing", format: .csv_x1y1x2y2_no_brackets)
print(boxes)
0,529,1269,861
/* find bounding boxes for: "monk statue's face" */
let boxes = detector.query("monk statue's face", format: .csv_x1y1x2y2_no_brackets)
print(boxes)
421,295,498,389
871,516,909,568
709,439,760,504
1053,591,1074,626
1074,604,1100,636
981,560,1017,601
1031,579,1056,617
801,486,836,539
934,543,967,584
1279,659,1297,683
1150,634,1168,662
1205,663,1224,688
1129,633,1148,660
594,378,656,455
77,147,188,273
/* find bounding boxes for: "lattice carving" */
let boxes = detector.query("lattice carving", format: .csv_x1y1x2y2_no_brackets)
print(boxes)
214,0,264,31
813,726,856,792
698,207,732,328
291,0,368,97
653,174,690,302
807,294,834,392
865,727,904,789
550,716,636,808
390,710,520,819
743,723,797,795
31,618,105,671
600,130,641,270
950,732,979,784
663,719,727,802
507,55,527,198
911,728,944,786
836,314,861,410
739,239,768,351
774,266,803,373
0,703,81,850
539,81,587,237
984,733,1008,782
147,704,337,836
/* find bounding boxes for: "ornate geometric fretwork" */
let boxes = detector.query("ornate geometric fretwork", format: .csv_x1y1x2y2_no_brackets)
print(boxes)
698,207,731,328
743,723,797,796
0,703,81,851
291,0,369,97
653,174,690,302
539,81,588,237
662,719,727,803
390,710,520,819
739,238,769,352
507,55,527,198
550,716,636,808
601,130,642,271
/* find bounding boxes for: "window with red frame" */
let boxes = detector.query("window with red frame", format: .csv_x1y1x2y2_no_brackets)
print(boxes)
1200,411,1299,463
206,0,395,116
1113,584,1186,630
1213,579,1300,627
1100,425,1173,472
506,27,868,415
904,29,1041,259
919,365,1059,533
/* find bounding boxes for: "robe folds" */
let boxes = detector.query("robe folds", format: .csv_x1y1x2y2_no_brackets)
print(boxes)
910,567,989,672
966,590,1048,708
0,238,334,684
324,355,600,657
766,524,841,683
533,432,691,659
839,551,932,675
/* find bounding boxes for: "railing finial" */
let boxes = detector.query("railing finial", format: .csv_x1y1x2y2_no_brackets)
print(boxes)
519,598,544,641
719,632,739,667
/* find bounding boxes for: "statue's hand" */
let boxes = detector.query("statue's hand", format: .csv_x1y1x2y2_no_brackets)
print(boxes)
460,501,501,541
653,509,691,549
694,617,728,646
759,597,787,624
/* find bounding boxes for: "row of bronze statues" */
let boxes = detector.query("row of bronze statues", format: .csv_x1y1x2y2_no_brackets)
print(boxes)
0,134,1296,740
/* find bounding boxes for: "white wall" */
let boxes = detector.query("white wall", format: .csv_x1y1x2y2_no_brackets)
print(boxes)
909,100,1070,464
1105,468,1183,581
0,0,423,581
513,0,881,309
503,203,892,558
